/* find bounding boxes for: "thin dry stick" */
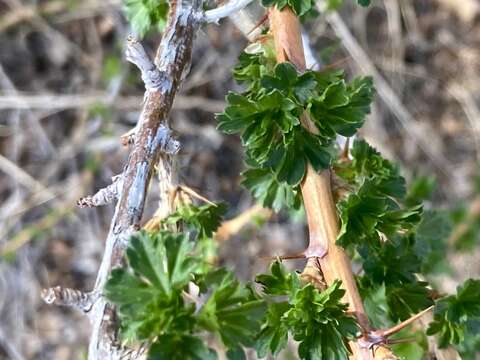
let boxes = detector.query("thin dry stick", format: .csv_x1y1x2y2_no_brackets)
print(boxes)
215,204,272,242
0,93,225,112
269,7,397,360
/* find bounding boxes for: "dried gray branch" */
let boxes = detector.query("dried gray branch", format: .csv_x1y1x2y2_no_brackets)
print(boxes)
86,0,202,358
203,0,254,23
77,175,123,208
120,124,180,153
125,37,164,91
41,286,100,313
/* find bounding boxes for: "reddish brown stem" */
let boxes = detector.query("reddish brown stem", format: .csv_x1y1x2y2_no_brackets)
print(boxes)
269,7,397,360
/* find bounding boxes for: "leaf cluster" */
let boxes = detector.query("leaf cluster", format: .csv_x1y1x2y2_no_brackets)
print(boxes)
336,139,423,250
218,52,374,211
164,202,227,240
261,0,371,18
163,202,227,264
427,279,480,348
261,0,315,17
105,228,265,359
334,140,437,323
124,0,169,38
255,261,359,359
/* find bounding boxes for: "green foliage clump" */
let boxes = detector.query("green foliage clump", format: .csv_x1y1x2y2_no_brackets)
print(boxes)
255,261,359,359
164,202,227,240
105,230,265,360
163,202,227,263
260,0,371,15
427,279,480,348
335,139,423,250
217,52,374,211
261,0,315,17
124,0,169,37
335,140,436,323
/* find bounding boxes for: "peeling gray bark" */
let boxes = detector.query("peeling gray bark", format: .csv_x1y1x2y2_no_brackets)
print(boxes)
84,1,202,358
41,287,100,313
77,175,123,208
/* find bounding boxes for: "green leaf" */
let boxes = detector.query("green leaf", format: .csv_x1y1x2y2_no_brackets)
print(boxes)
104,231,200,342
242,168,302,212
261,0,316,17
226,347,246,360
427,279,480,347
390,328,427,360
357,0,370,6
405,175,436,206
357,282,391,329
285,281,360,359
255,262,359,360
197,268,267,352
360,235,422,286
164,203,227,240
336,140,422,249
309,77,374,138
386,282,433,322
256,260,300,295
148,334,217,360
126,231,199,296
414,210,453,274
219,55,374,214
255,302,290,357
124,0,169,37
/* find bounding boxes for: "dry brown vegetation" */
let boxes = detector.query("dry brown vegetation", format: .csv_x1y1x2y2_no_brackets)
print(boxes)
0,0,479,358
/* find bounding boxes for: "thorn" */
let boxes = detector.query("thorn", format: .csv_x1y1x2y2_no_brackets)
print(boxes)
340,137,350,161
377,305,434,339
77,175,123,208
246,13,269,37
318,56,351,73
179,185,216,206
386,337,417,345
260,243,328,261
359,305,435,350
260,253,306,261
41,286,100,313
120,127,136,146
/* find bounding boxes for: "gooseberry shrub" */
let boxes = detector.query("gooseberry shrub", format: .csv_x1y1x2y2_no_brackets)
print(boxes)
106,0,480,359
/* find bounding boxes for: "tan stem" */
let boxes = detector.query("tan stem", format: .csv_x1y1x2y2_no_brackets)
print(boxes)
375,306,434,338
269,7,397,360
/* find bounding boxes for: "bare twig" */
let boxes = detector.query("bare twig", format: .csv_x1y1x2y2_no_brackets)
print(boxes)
215,204,272,242
77,175,124,208
125,37,164,91
204,0,254,23
0,93,225,112
41,287,100,313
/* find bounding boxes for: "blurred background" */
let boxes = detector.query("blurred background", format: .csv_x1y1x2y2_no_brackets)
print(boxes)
0,0,479,359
